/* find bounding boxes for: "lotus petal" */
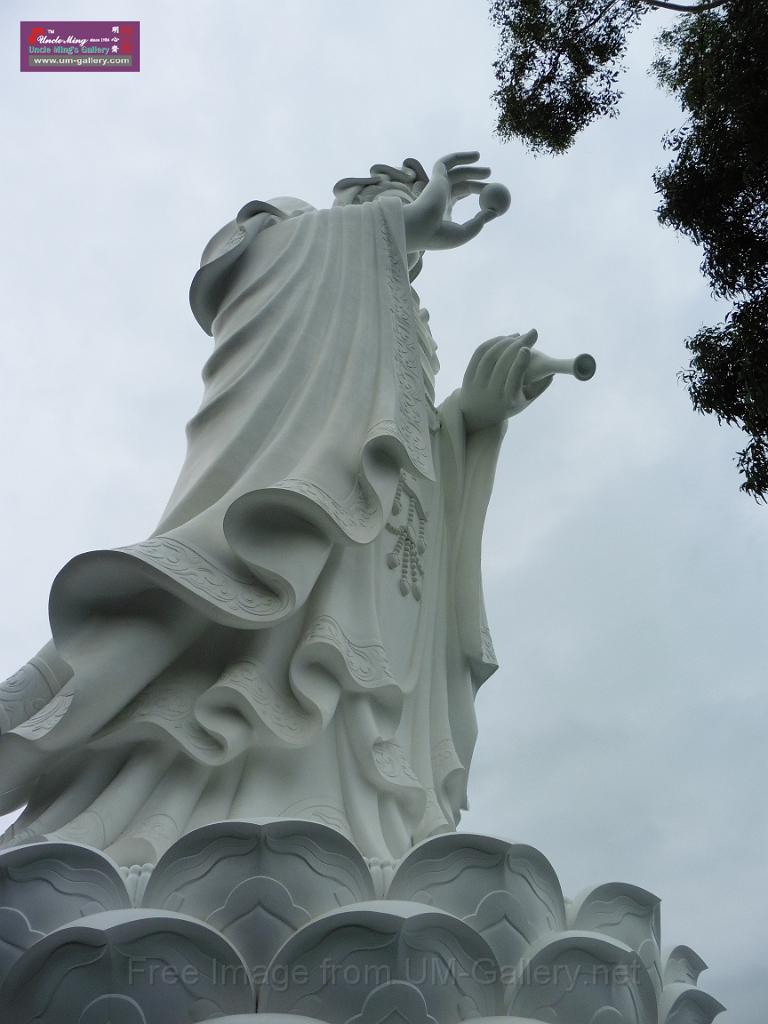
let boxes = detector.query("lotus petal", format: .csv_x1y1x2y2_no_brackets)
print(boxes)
662,945,708,986
455,1019,545,1024
0,907,254,1022
78,995,149,1023
660,982,725,1023
0,842,130,984
259,898,504,1022
506,929,658,1024
347,981,439,1024
388,834,565,972
569,883,662,995
142,818,374,972
198,1018,327,1024
204,1018,545,1024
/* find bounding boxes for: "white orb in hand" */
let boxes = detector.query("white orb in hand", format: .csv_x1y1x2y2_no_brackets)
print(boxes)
479,183,511,216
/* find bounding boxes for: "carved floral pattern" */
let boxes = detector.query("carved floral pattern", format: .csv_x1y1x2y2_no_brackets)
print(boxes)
371,739,422,790
0,826,724,1022
217,659,316,745
0,663,59,735
9,687,74,741
274,476,379,538
106,681,221,757
122,537,287,620
380,219,432,477
301,615,395,690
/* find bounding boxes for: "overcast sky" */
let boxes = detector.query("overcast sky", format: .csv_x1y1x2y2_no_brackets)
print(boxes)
1,2,765,1019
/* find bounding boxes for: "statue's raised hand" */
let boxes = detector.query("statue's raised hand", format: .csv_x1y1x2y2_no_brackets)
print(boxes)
460,330,553,433
403,151,510,253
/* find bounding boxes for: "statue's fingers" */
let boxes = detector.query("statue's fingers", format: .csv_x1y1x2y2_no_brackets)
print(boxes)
466,332,522,380
488,338,524,392
448,166,491,183
465,336,505,378
522,375,554,402
500,328,538,364
476,336,514,382
428,211,489,250
437,151,480,170
503,347,532,399
450,182,472,202
449,175,492,205
451,181,489,197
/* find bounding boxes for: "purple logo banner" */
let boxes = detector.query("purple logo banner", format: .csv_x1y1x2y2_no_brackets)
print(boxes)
21,21,140,72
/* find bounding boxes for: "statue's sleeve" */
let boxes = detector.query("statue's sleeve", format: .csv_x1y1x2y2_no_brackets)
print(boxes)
438,389,506,686
46,198,436,650
189,199,297,335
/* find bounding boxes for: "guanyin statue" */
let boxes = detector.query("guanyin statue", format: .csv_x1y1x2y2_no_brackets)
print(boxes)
0,152,592,870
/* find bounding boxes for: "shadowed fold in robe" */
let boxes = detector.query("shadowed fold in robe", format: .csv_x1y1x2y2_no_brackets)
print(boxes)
0,194,503,868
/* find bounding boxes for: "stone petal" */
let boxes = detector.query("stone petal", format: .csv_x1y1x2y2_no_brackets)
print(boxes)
506,930,658,1024
660,983,725,1024
0,908,254,1023
568,883,662,996
259,899,504,1022
388,834,565,971
142,818,374,973
0,842,130,985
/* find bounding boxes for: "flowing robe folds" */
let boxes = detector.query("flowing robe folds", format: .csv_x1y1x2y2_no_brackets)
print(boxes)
0,196,504,868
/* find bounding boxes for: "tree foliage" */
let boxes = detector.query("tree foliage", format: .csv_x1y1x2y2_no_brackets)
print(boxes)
654,4,768,498
490,0,646,153
490,0,768,498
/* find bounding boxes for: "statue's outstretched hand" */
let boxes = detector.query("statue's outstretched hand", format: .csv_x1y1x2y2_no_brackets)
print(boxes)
403,152,509,253
460,330,553,433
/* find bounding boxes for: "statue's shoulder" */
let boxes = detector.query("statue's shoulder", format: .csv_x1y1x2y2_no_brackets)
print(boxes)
190,197,316,335
200,197,315,267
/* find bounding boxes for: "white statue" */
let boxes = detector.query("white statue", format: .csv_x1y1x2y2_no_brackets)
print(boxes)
0,152,592,869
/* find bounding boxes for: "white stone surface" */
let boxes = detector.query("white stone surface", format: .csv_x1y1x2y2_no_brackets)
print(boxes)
0,154,592,867
387,832,565,971
0,150,726,1022
259,898,505,1021
1,907,254,1022
142,817,375,971
0,841,130,985
0,822,725,1021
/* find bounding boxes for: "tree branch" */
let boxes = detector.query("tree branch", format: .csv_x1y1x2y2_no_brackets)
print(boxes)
536,0,624,90
639,0,728,13
584,0,625,32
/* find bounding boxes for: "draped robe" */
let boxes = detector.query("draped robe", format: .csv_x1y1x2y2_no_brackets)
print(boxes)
0,195,504,869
